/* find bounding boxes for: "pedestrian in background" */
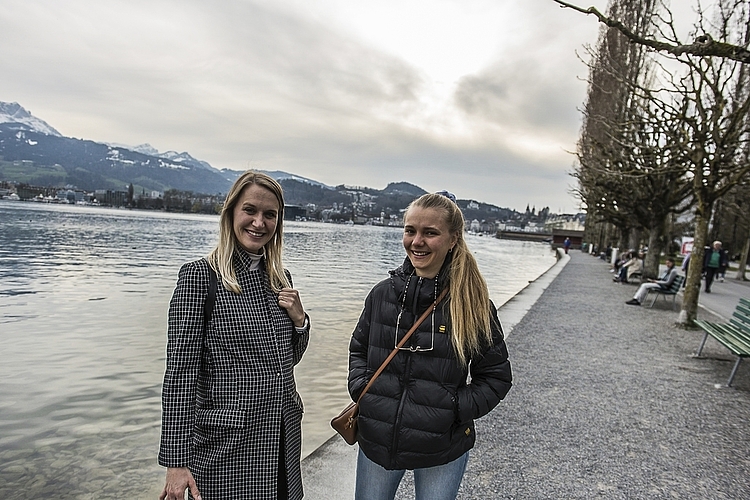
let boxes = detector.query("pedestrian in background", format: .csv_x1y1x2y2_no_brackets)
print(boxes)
681,252,691,288
348,192,512,500
159,171,310,500
703,241,729,293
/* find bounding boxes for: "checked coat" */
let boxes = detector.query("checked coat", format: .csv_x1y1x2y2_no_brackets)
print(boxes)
158,252,310,500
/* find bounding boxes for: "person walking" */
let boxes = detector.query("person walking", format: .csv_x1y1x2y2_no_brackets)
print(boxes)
563,237,571,254
158,171,311,500
347,191,513,500
703,241,729,293
680,252,691,288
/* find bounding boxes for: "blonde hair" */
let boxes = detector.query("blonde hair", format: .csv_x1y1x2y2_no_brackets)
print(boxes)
405,193,495,366
207,171,291,294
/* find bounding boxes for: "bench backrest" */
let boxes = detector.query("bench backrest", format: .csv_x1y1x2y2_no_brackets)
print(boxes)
730,298,750,339
666,275,684,293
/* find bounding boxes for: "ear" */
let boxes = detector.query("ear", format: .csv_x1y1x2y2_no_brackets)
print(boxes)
451,232,460,249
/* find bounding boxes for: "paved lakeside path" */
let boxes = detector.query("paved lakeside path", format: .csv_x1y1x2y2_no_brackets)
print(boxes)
302,251,750,499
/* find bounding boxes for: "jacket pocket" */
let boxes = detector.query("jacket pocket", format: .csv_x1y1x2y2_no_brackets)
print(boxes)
194,408,247,428
436,384,460,423
292,390,304,413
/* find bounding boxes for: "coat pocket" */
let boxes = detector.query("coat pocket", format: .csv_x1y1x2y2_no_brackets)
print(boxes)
194,408,248,428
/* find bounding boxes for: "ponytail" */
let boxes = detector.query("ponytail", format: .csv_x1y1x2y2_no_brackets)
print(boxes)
406,193,494,366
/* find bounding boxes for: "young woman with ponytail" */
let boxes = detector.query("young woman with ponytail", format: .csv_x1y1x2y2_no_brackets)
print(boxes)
348,191,512,500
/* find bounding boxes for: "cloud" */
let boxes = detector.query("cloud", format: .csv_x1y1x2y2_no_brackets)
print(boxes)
455,61,582,132
0,0,615,213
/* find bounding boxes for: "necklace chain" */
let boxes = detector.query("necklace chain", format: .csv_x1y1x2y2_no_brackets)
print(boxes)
395,271,437,352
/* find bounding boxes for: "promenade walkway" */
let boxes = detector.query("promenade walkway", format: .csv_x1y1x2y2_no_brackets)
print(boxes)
302,251,750,499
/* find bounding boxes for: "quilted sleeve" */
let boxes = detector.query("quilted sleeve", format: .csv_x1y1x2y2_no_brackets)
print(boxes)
348,289,374,402
456,301,513,423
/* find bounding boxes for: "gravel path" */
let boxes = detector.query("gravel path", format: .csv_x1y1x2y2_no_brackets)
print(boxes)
451,251,750,499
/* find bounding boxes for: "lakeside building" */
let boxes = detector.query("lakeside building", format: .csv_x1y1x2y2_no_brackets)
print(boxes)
544,213,586,232
284,205,306,221
551,229,584,249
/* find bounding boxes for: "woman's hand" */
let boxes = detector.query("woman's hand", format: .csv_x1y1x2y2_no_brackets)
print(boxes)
159,467,201,500
278,288,306,327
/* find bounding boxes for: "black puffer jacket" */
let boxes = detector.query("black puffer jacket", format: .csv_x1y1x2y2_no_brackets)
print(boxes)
348,257,512,470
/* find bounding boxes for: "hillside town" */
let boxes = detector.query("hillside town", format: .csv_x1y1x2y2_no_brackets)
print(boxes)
0,178,586,238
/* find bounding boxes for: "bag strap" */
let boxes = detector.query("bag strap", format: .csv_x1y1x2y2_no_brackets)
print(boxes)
204,265,218,328
356,287,449,404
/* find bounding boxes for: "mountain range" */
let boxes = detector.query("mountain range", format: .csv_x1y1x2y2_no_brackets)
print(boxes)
0,101,337,195
0,101,516,218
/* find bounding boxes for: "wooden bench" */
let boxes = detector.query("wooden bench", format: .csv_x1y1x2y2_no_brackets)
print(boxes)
693,297,750,387
645,275,684,310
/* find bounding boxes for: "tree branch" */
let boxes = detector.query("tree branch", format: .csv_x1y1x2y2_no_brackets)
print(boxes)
553,0,750,63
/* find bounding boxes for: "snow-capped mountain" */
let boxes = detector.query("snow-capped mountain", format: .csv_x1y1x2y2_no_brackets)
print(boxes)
0,100,335,195
106,143,215,172
0,101,233,193
262,170,333,189
157,150,216,172
0,102,61,136
131,143,160,156
218,168,333,189
0,101,516,216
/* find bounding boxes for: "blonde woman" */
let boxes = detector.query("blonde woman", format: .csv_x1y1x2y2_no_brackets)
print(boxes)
348,191,512,500
159,171,310,500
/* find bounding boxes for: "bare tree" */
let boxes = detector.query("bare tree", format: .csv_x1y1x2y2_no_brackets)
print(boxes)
573,0,692,276
669,2,750,324
574,0,656,245
554,0,750,63
565,0,750,324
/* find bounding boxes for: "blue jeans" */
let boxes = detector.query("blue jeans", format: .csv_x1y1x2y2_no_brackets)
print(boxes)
354,448,469,500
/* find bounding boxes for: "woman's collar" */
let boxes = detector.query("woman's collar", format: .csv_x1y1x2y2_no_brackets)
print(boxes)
236,247,266,271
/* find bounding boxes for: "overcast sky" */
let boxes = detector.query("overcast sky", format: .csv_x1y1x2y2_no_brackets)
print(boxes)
0,0,700,213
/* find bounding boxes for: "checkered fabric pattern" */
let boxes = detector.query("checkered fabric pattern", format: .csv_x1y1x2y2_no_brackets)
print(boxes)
159,253,310,500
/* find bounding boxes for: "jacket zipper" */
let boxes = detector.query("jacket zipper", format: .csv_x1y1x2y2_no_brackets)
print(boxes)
390,353,411,464
389,275,423,463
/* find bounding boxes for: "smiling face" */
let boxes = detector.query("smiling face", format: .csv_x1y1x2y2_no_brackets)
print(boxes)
403,206,459,278
232,183,280,254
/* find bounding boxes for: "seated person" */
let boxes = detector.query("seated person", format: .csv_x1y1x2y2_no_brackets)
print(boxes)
625,258,678,305
611,250,630,274
614,251,643,283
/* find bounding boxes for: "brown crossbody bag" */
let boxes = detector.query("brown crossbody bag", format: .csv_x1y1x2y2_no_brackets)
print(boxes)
330,287,449,445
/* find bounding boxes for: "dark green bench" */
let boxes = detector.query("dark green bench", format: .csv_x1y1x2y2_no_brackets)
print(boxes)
693,297,750,387
646,275,684,310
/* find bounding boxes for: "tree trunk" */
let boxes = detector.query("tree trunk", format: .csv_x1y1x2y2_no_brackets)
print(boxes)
597,223,606,255
629,228,642,251
736,236,750,281
644,225,662,279
679,208,710,325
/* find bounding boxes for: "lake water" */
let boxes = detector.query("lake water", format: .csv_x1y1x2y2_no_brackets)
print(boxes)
0,200,555,499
